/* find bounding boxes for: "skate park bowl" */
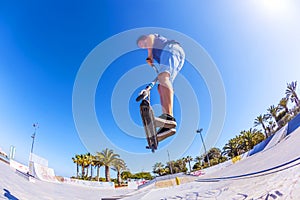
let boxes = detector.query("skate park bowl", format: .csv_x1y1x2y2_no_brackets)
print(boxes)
1,114,300,199
121,114,300,199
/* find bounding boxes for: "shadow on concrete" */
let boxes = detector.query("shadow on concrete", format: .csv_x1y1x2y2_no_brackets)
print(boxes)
3,189,19,200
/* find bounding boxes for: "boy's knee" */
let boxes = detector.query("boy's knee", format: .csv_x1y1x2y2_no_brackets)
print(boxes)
158,72,170,79
158,73,173,91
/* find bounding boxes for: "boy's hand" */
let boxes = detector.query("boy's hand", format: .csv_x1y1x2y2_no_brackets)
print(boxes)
146,57,154,66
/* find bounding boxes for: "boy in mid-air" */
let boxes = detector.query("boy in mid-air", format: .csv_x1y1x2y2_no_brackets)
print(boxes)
137,34,185,142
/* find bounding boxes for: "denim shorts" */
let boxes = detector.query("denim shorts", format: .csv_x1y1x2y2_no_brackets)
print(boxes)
159,43,185,83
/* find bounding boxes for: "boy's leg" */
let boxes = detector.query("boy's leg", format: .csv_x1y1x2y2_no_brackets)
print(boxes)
156,72,177,141
157,72,173,116
155,72,177,128
156,43,185,142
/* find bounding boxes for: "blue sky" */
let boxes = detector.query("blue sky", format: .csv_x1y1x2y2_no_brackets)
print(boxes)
1,0,300,177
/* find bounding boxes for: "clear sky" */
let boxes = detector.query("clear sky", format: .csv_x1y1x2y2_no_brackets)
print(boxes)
1,0,300,177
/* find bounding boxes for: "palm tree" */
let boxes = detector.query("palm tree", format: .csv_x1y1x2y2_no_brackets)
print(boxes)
84,153,92,179
166,159,186,174
97,148,120,182
88,154,96,180
166,161,175,174
266,105,279,127
176,159,187,173
240,129,255,152
94,154,104,181
254,114,269,137
184,156,193,173
222,137,240,158
240,128,265,152
207,147,222,165
278,97,289,114
252,130,265,145
266,120,276,135
77,154,86,178
286,81,299,107
112,158,127,186
72,154,81,178
153,162,165,176
277,97,290,127
193,156,203,170
194,156,202,164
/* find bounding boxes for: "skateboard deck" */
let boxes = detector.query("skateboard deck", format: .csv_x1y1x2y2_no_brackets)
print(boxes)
140,99,158,152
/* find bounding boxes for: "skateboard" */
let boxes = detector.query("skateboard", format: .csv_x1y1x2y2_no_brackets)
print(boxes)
139,99,158,153
136,77,158,153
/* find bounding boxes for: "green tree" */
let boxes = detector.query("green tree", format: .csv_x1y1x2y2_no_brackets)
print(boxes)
176,158,187,173
132,172,153,180
252,129,265,145
90,154,97,180
165,159,187,174
278,97,289,114
192,162,201,171
194,156,202,164
266,105,279,127
277,97,290,128
72,154,81,178
184,156,193,173
84,153,96,180
223,137,240,158
97,148,120,182
83,153,92,179
112,158,127,186
266,120,276,135
121,171,132,180
166,161,175,174
192,156,203,170
254,114,269,138
77,154,87,178
207,147,223,165
240,129,265,152
240,129,255,152
286,81,299,107
153,162,165,176
94,154,104,181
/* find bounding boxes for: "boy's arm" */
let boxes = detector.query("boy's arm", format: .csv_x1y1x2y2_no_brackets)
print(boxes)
146,34,155,66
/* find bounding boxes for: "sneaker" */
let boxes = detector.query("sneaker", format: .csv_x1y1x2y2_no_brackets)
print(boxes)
155,113,177,128
157,127,176,142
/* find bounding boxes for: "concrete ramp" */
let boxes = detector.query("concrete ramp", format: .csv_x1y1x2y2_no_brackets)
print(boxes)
31,162,58,183
124,126,300,199
28,154,58,183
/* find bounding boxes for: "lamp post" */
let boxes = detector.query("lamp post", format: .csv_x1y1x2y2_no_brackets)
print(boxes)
30,123,39,159
196,128,210,167
167,150,173,174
